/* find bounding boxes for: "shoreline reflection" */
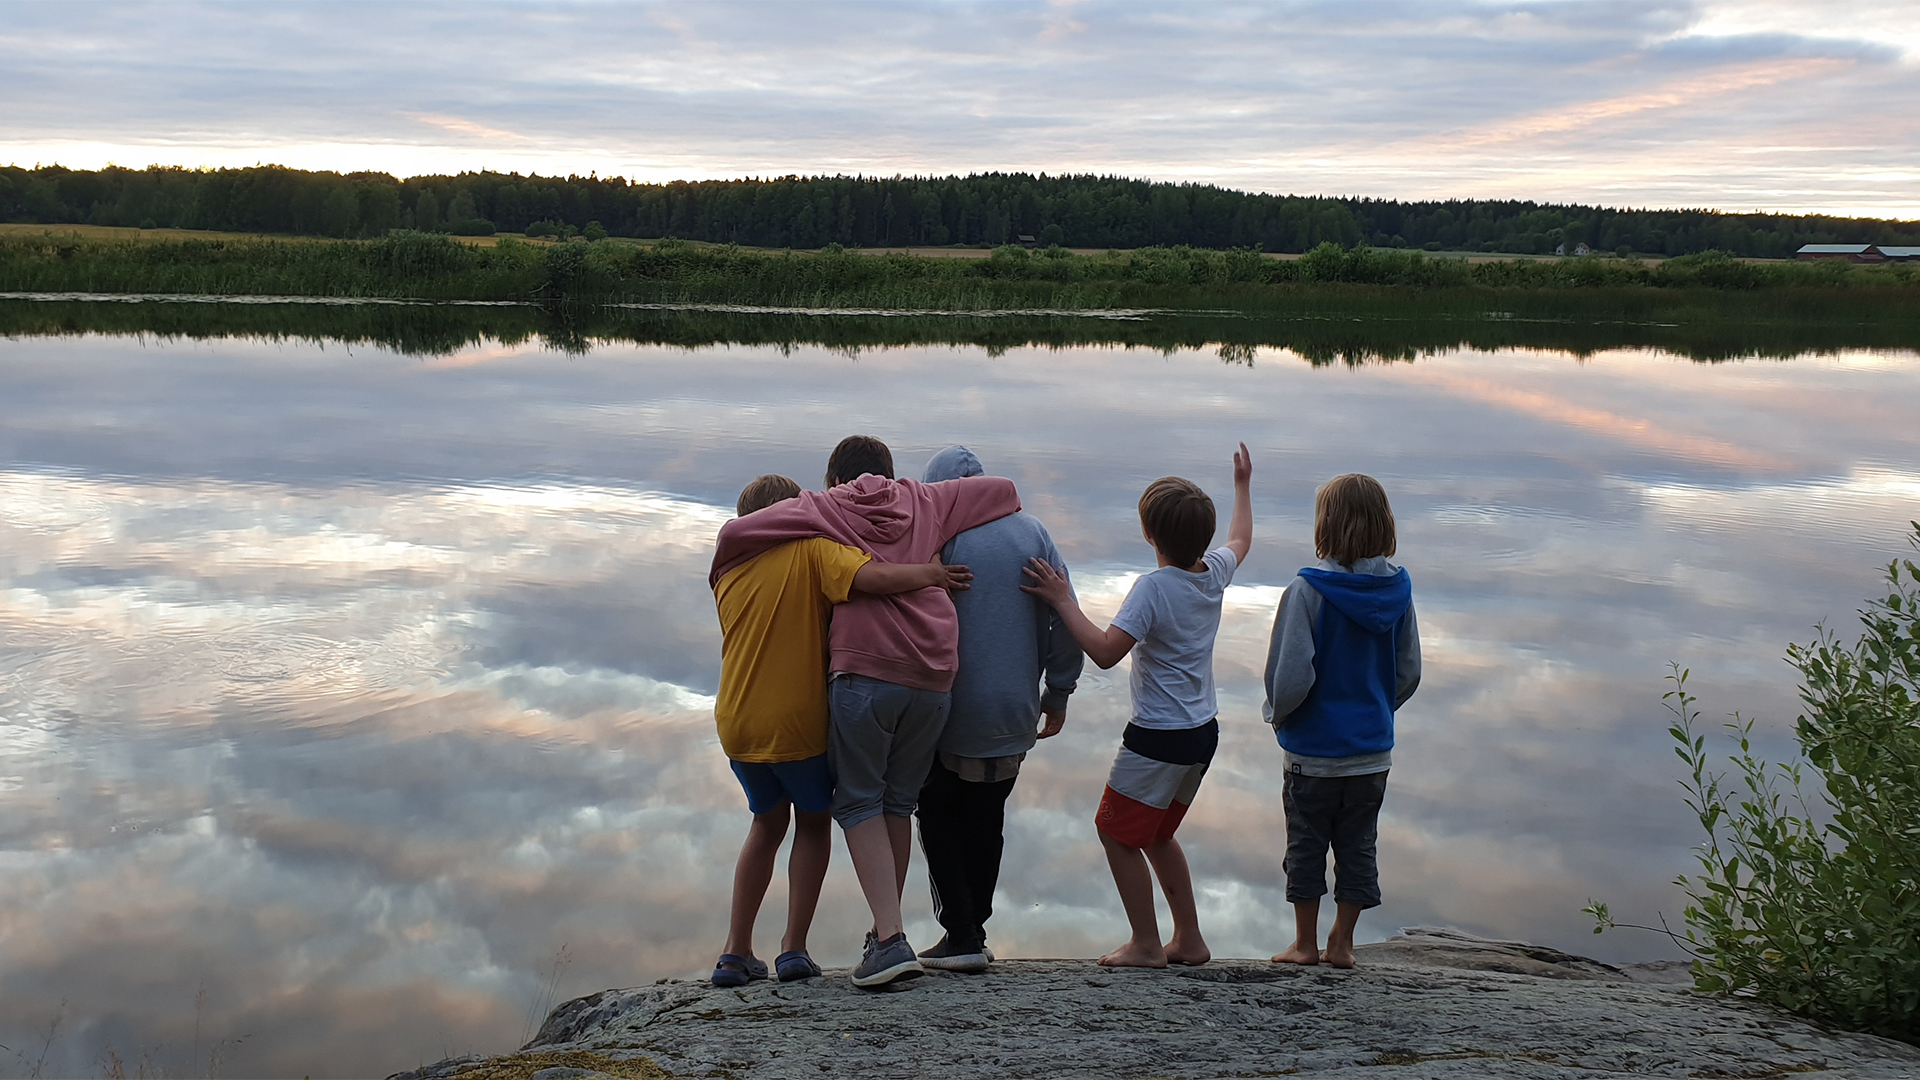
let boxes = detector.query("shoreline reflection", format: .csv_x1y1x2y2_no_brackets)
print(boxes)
1,329,1916,1077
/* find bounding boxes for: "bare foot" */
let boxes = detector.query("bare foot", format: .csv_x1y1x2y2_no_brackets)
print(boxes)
1099,940,1168,968
1271,941,1320,965
1164,934,1210,966
1324,935,1356,969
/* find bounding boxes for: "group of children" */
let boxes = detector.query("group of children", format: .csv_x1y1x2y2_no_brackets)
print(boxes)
707,436,1420,988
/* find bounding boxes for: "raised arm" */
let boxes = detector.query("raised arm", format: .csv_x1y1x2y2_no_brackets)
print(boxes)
1020,558,1136,669
1226,441,1253,567
853,555,972,596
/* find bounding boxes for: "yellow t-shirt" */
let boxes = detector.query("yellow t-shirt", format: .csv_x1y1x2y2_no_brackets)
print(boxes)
713,537,872,762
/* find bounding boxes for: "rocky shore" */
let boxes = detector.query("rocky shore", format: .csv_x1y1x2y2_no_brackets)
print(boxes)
391,929,1920,1079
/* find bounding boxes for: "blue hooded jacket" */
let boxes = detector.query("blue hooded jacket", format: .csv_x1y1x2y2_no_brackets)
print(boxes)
1265,558,1419,760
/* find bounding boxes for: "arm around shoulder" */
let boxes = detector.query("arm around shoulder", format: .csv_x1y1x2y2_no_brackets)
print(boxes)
1039,537,1086,697
1021,556,1135,669
931,475,1021,537
851,555,972,596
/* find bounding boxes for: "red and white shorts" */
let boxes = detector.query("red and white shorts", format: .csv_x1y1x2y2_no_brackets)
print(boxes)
1095,720,1217,849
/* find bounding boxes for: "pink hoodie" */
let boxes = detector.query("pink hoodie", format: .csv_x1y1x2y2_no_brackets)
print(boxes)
709,474,1021,692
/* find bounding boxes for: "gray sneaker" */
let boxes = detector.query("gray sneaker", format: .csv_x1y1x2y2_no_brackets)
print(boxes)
851,932,924,988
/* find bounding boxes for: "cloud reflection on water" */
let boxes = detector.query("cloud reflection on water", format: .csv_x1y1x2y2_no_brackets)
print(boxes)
0,335,1917,1076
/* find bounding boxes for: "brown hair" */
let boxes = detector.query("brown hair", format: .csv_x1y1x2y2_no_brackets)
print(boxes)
1138,477,1216,568
737,474,802,517
1314,473,1396,566
825,435,894,487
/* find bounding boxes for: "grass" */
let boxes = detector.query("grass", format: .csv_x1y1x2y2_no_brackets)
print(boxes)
5,231,1918,312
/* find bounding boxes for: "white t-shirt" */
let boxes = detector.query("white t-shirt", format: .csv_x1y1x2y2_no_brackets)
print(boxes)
1109,546,1238,730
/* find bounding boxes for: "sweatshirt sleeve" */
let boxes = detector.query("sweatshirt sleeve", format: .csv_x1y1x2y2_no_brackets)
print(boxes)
1038,531,1084,712
928,476,1020,541
1392,599,1422,709
1263,577,1319,727
709,493,844,587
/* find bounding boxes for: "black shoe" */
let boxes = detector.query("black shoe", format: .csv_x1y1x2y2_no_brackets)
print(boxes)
918,934,990,974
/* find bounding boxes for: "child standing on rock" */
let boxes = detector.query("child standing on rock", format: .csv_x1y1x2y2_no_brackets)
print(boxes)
709,474,974,988
1022,444,1252,968
1264,474,1421,969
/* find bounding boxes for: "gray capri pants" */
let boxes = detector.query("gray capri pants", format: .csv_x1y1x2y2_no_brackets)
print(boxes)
1282,769,1389,908
827,673,951,828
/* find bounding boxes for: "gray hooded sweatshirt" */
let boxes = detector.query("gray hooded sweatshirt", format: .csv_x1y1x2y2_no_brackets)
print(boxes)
923,445,1085,763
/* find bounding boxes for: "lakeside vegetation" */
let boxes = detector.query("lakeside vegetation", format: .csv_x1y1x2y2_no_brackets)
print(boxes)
8,289,1918,366
5,230,1920,311
6,164,1919,257
1590,528,1920,1045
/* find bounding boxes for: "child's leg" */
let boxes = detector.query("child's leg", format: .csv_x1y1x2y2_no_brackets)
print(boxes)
843,815,905,940
724,804,792,959
1144,836,1209,965
1274,770,1334,964
781,808,832,955
915,759,977,948
1273,899,1321,965
886,812,914,900
1324,901,1365,969
962,773,1017,947
1098,830,1167,967
829,676,906,941
1325,771,1389,969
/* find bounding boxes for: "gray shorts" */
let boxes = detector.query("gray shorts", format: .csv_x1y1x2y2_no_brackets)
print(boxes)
1282,769,1388,908
827,674,951,828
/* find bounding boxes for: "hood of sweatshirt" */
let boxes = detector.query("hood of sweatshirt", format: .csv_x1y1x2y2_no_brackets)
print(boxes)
1297,561,1412,634
825,473,917,547
922,445,984,483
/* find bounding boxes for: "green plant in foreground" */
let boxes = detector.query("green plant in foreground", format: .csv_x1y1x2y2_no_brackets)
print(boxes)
1589,524,1920,1043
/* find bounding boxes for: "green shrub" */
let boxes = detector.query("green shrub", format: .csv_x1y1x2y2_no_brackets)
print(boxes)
1591,525,1920,1043
443,217,498,237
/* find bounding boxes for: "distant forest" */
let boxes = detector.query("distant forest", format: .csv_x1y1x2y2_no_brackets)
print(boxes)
5,164,1918,258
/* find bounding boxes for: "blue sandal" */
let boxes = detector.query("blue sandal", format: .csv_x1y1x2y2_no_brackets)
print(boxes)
775,950,822,982
711,953,769,987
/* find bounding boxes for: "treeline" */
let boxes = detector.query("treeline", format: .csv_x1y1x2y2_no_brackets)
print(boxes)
6,165,1920,258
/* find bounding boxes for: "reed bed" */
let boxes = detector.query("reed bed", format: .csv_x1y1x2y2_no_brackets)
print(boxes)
4,232,1919,312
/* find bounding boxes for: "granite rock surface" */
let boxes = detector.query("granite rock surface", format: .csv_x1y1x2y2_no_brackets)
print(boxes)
392,930,1920,1079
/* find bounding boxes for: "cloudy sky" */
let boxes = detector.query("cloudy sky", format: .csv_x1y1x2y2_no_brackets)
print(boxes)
4,0,1918,217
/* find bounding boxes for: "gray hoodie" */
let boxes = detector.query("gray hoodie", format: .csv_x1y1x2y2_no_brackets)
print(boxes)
923,445,1085,759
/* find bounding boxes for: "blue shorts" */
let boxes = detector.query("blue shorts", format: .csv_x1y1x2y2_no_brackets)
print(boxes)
729,754,835,815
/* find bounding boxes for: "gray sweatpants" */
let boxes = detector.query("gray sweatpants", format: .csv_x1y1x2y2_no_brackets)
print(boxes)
827,674,951,828
1282,770,1388,908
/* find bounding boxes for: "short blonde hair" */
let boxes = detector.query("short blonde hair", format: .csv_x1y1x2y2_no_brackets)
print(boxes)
1139,477,1215,568
737,474,802,516
1314,474,1396,566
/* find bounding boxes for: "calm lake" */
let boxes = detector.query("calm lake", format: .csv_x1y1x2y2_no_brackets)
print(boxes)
3,302,1917,1077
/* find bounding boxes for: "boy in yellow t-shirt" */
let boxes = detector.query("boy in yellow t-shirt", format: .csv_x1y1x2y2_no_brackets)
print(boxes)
710,474,971,986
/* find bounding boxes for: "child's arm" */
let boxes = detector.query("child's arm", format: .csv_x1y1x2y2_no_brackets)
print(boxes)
1264,581,1317,727
1393,601,1422,708
1225,441,1253,566
1020,558,1136,669
852,555,972,595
